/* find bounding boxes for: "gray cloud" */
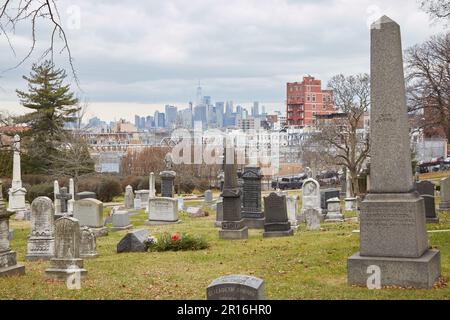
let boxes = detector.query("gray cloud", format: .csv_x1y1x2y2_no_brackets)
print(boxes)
0,0,447,120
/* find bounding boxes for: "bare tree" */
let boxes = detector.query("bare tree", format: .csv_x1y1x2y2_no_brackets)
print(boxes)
0,0,77,82
420,0,450,23
307,74,370,196
406,32,450,139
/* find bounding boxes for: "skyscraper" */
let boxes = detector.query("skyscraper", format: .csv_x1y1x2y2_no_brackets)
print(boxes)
154,111,165,128
252,101,259,117
165,105,178,129
215,102,224,128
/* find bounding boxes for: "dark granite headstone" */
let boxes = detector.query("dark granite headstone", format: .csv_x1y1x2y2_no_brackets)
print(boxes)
207,275,265,300
263,193,293,238
117,229,149,253
241,167,264,228
160,171,176,198
415,181,438,223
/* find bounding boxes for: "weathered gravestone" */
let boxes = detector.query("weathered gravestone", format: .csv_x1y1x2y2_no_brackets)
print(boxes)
0,201,25,277
75,191,96,200
177,197,184,211
117,229,149,253
124,185,134,210
146,198,179,224
8,135,27,212
56,187,72,215
347,16,441,289
54,180,61,216
299,178,322,222
263,193,293,238
73,198,108,237
345,170,357,212
26,197,55,261
149,172,156,198
68,178,75,216
80,227,98,258
439,178,450,211
241,167,264,229
215,199,223,228
286,196,298,229
204,190,213,204
415,181,439,223
135,190,150,210
207,275,265,300
219,146,248,240
305,208,322,231
111,211,133,231
325,197,344,222
133,198,142,210
45,217,87,280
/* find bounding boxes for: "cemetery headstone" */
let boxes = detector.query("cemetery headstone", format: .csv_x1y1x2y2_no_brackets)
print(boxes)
325,197,344,222
320,188,340,213
80,227,98,258
117,229,149,253
8,135,27,212
219,146,248,240
54,180,61,216
347,16,441,289
299,178,322,222
439,178,450,210
215,199,223,227
286,196,298,229
177,197,184,211
124,185,134,209
241,167,264,229
204,190,213,204
45,217,87,280
149,172,156,198
207,275,265,300
263,193,293,238
111,211,133,231
0,201,25,277
344,169,357,212
133,198,142,210
26,197,55,261
146,198,179,224
305,208,322,230
68,178,75,215
73,198,108,237
160,171,176,198
135,190,150,211
415,181,439,223
56,187,72,214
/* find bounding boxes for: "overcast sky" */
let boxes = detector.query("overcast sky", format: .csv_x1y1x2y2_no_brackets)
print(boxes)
0,0,446,121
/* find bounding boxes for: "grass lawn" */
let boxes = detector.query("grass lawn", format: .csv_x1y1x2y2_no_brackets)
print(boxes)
1,203,450,300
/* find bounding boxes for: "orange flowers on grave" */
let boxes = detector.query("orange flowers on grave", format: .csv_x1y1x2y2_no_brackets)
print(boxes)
171,233,180,242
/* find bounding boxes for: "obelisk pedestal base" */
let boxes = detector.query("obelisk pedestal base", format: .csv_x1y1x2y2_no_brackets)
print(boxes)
348,249,441,289
242,217,265,229
219,227,248,240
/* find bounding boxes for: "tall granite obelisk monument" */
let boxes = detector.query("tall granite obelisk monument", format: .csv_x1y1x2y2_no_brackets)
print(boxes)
219,144,248,239
347,16,441,288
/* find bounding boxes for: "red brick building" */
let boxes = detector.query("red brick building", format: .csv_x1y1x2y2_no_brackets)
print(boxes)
286,75,334,127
